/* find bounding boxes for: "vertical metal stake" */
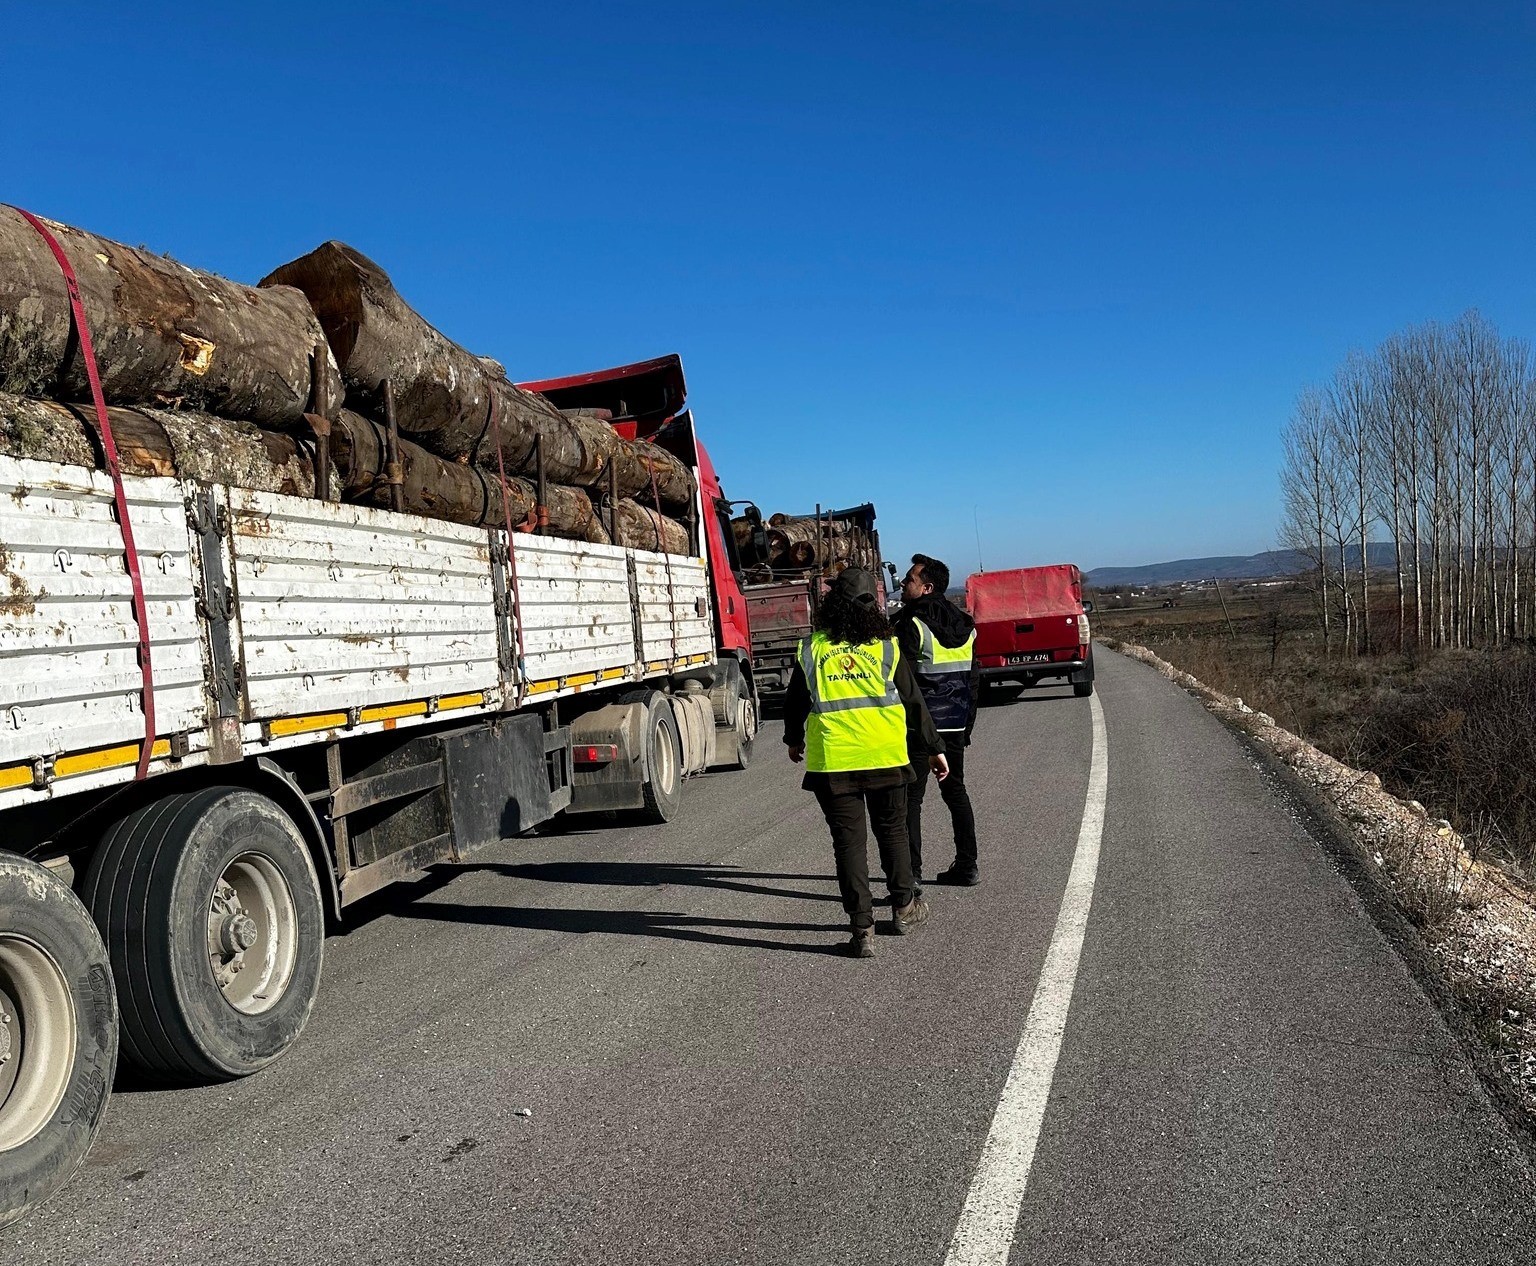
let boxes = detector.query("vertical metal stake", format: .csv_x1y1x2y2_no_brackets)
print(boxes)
382,380,405,513
535,434,547,534
608,461,620,545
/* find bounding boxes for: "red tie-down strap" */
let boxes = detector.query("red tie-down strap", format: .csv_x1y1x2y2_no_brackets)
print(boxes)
11,208,158,779
486,392,531,707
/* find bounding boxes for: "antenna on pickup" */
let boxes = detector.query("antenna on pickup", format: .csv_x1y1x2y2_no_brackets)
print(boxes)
973,505,984,574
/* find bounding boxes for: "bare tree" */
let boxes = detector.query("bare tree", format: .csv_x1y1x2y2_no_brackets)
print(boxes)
1281,389,1337,652
1278,313,1536,654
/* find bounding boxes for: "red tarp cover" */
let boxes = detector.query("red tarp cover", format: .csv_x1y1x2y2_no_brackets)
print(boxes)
966,565,1082,622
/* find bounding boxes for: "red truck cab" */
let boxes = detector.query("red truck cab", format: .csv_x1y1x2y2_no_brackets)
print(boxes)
518,353,752,663
966,564,1095,698
519,355,757,739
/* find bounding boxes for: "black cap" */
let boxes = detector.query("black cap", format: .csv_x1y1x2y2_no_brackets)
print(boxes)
831,568,879,607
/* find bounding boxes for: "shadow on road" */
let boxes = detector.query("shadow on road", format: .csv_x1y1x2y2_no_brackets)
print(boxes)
462,859,842,904
980,686,1080,708
394,899,846,956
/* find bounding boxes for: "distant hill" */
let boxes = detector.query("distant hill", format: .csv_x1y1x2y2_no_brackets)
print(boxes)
1087,543,1398,589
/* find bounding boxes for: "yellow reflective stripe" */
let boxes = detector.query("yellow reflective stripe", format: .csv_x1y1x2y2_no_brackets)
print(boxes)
913,619,974,669
439,692,488,710
362,701,428,723
56,739,173,778
0,738,175,791
268,712,349,738
268,691,491,738
524,668,628,696
643,655,709,673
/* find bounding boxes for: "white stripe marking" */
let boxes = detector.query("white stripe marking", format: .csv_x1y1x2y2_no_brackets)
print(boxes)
943,690,1109,1266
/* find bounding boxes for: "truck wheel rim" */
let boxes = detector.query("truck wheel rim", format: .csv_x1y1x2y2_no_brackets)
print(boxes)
654,717,678,792
207,853,299,1016
0,935,76,1152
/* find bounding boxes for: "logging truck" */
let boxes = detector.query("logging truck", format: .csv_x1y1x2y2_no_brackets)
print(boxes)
0,353,760,1227
732,503,884,707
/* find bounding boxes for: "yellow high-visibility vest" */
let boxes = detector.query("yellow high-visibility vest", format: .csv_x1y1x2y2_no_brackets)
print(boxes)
911,617,976,731
798,632,908,772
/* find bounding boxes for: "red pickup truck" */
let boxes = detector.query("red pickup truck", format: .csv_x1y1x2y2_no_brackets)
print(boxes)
966,564,1095,698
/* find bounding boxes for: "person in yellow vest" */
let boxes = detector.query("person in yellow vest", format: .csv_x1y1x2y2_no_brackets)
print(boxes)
783,568,948,958
898,553,982,886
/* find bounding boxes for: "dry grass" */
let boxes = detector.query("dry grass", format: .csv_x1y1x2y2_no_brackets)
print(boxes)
1102,593,1536,872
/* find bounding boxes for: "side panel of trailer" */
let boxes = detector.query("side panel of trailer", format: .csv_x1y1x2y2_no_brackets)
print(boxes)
0,457,714,813
0,459,211,797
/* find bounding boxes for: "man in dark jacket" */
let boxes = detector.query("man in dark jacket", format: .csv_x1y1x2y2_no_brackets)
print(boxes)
897,553,982,886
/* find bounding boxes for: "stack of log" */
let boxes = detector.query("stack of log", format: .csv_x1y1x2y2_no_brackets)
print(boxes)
730,511,878,579
0,213,695,554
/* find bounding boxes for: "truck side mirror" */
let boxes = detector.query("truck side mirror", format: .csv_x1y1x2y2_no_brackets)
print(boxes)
1081,600,1095,613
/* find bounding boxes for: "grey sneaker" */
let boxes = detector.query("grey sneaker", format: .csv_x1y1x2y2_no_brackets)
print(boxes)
847,924,876,958
891,893,931,935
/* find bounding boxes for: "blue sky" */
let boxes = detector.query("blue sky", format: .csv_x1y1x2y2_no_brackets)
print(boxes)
4,2,1534,571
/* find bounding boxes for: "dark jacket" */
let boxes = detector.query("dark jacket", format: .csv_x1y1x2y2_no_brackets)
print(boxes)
896,594,981,739
783,638,943,790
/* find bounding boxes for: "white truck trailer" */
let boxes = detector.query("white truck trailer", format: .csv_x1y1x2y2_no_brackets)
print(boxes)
0,391,759,1225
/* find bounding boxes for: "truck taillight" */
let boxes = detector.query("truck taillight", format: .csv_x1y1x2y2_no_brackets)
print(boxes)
574,744,619,766
1078,613,1090,645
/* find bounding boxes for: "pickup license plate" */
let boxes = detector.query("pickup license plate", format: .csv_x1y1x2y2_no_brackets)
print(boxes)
1006,652,1052,666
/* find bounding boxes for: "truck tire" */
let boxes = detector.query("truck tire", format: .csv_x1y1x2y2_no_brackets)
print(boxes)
708,665,756,771
729,690,757,771
637,695,684,823
1073,680,1094,697
82,787,324,1083
0,856,118,1230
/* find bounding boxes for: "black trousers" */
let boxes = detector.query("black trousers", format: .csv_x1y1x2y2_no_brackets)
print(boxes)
812,783,916,927
908,733,978,877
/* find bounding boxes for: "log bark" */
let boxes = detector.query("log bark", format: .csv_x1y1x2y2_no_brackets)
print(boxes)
329,410,607,543
261,241,560,458
765,515,876,573
330,411,605,537
612,499,691,555
0,211,342,425
0,392,326,495
261,241,696,509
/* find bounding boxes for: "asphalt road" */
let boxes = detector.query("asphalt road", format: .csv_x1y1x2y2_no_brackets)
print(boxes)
9,649,1536,1264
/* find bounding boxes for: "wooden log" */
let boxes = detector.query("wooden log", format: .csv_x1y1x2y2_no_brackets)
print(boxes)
628,439,696,511
0,391,607,543
329,410,607,542
0,211,343,425
262,241,560,458
0,392,326,496
612,499,691,555
764,515,876,572
767,519,822,563
261,241,697,508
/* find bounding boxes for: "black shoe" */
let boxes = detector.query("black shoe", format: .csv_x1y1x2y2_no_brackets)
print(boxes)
936,866,979,887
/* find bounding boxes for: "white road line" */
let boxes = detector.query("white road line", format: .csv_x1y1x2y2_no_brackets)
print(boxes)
943,690,1109,1266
